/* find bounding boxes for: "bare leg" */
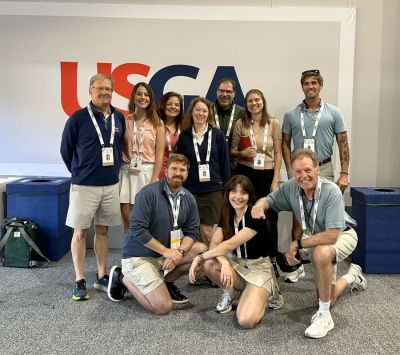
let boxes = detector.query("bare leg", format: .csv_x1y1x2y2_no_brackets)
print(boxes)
121,203,133,234
313,245,336,302
94,225,108,277
200,224,213,246
165,242,208,282
71,228,88,280
236,284,270,329
122,278,172,315
202,258,243,291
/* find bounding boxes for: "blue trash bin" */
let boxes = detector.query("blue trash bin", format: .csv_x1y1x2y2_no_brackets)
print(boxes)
6,177,72,261
350,187,400,273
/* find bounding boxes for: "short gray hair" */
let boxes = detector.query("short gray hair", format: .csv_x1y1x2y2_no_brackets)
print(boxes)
89,74,114,90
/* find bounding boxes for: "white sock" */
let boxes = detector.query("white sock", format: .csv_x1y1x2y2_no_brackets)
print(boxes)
318,299,331,313
342,274,356,285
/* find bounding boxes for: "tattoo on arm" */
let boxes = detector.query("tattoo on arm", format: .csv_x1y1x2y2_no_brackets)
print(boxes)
336,132,350,165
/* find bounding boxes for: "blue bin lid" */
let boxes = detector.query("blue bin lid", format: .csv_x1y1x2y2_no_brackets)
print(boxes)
6,177,71,195
350,187,400,205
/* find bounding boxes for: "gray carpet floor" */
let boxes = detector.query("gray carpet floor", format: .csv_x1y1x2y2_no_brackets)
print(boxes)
0,249,399,355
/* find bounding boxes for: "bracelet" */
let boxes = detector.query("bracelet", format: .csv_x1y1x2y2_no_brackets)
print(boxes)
340,171,349,175
297,239,303,250
197,253,205,262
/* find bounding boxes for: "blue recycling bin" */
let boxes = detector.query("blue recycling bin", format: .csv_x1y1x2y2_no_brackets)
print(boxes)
350,187,400,273
6,177,72,261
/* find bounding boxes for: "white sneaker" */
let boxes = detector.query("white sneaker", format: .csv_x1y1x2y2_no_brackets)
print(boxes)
268,285,284,310
216,290,237,314
285,264,305,283
347,263,367,291
305,311,334,339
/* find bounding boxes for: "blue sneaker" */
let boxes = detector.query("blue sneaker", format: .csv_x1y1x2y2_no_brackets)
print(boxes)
72,279,90,301
94,274,109,292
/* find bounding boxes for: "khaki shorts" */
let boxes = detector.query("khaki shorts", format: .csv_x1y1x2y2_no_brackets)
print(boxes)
319,161,334,181
310,227,358,284
228,255,275,297
122,256,164,295
119,163,154,204
66,183,121,229
193,191,223,225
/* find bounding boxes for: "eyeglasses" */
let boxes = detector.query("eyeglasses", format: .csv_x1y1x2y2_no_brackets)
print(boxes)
302,69,320,76
91,86,113,93
217,89,234,95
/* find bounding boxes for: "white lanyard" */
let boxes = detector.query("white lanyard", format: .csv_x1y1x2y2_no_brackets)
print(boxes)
215,105,236,139
132,118,147,155
166,127,180,153
249,123,269,152
168,194,181,230
234,214,247,259
87,105,115,147
193,126,212,164
298,177,322,234
300,100,325,137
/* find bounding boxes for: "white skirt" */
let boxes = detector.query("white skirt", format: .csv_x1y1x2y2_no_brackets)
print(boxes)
119,163,155,204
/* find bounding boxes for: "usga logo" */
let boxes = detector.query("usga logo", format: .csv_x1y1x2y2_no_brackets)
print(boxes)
60,61,245,116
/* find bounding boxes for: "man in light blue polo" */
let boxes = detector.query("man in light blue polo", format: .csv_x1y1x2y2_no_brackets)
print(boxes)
251,149,366,339
282,69,350,282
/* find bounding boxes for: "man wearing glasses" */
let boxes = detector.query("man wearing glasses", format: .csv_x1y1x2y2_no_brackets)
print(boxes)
214,78,245,173
60,74,125,301
281,69,350,283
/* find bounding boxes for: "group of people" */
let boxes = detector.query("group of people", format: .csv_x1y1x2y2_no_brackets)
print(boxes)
60,69,366,339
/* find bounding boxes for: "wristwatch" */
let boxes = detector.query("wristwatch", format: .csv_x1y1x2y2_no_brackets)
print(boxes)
177,248,186,257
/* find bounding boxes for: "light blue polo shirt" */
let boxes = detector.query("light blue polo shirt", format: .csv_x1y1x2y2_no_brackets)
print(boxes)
282,100,347,162
266,177,356,232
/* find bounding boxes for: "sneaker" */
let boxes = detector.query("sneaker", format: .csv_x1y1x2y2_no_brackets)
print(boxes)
72,279,90,301
285,264,305,283
272,261,280,278
107,265,127,302
347,263,367,291
268,285,284,310
94,274,109,292
166,282,188,304
216,290,237,314
305,311,334,339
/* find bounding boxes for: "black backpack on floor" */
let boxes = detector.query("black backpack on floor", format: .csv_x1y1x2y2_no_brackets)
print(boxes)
0,218,50,267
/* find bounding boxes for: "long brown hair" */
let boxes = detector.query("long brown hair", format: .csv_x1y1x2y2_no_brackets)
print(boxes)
220,175,256,241
181,97,216,131
242,89,271,129
127,82,161,127
157,91,183,130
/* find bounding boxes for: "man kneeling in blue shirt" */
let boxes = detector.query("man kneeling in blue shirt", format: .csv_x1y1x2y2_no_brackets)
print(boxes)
252,149,366,339
107,154,207,314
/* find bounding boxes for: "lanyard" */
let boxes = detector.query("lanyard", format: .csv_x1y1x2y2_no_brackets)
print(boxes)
249,122,269,152
87,105,115,147
166,126,180,153
215,105,236,139
193,125,212,164
234,213,247,259
300,100,325,137
132,118,147,155
298,177,322,234
168,194,181,230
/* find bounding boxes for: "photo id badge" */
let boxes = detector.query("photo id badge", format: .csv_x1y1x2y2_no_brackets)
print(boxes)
303,138,315,152
253,153,265,170
129,156,142,174
102,147,114,166
198,164,210,182
170,229,182,250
